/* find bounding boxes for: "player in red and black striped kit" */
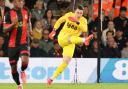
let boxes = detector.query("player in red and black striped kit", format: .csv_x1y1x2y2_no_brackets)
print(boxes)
3,0,30,89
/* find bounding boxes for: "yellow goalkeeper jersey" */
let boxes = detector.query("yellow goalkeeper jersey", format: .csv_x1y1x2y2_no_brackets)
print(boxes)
54,12,88,36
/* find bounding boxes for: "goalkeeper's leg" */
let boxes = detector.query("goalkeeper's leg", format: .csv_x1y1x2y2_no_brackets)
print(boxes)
69,34,93,46
47,44,75,86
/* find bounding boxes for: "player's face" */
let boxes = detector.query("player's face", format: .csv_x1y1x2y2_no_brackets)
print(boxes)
13,0,24,9
20,0,25,8
75,9,83,18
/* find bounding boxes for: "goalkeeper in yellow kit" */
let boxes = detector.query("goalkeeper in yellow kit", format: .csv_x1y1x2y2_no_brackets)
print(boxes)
47,5,93,85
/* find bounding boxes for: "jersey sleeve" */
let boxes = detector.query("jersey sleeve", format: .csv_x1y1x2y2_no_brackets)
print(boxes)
79,17,88,33
54,12,72,30
3,11,13,33
3,11,12,27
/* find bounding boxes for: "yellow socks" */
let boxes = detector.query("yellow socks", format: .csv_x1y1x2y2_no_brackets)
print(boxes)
51,62,68,80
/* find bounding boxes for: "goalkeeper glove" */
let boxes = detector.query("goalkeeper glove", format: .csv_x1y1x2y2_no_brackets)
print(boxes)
49,29,56,40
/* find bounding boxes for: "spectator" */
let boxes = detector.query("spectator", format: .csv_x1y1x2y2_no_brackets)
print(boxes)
102,20,116,46
103,37,121,58
39,29,53,54
48,17,57,32
121,39,128,58
102,31,114,46
114,29,126,51
114,7,128,38
48,39,62,57
30,39,48,57
31,0,45,24
86,39,103,58
43,9,54,30
32,20,44,40
83,6,89,20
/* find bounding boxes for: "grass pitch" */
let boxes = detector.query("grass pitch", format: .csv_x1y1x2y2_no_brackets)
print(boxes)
0,83,128,89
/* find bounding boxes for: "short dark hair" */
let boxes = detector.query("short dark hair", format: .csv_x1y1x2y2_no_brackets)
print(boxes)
75,4,84,10
106,31,114,36
120,7,127,12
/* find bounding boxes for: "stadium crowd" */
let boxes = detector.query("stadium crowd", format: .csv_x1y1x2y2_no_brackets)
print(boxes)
0,0,128,58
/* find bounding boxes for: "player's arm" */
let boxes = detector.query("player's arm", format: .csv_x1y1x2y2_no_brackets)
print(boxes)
3,11,18,33
53,15,66,31
80,18,93,46
3,22,17,33
49,12,71,39
80,18,88,33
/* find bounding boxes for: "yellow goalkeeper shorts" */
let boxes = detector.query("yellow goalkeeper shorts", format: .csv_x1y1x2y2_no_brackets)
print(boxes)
58,33,75,58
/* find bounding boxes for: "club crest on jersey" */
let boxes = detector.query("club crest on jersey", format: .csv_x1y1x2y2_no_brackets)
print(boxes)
25,14,28,19
19,21,23,27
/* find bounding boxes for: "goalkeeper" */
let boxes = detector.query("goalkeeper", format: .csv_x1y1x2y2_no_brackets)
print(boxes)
47,4,93,85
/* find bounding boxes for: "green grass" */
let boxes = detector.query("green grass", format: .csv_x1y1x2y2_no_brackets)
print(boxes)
0,83,128,89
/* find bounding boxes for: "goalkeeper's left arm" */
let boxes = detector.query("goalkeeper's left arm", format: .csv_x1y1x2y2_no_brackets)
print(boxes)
49,12,72,40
